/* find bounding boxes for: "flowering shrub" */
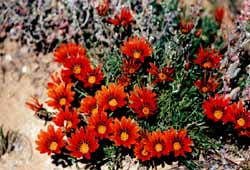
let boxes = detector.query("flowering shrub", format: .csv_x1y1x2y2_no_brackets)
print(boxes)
25,0,250,169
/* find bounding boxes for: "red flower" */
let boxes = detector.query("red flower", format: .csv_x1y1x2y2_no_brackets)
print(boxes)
129,86,157,118
111,116,139,148
165,128,193,157
46,82,75,111
145,131,170,158
87,111,112,139
215,7,224,24
96,0,109,16
117,75,130,87
67,127,99,159
225,101,250,129
62,56,91,80
26,95,43,113
79,96,98,115
202,94,230,122
134,138,152,162
179,19,194,34
147,62,174,84
121,36,153,62
53,108,80,132
194,74,219,93
121,59,141,75
48,70,69,89
107,7,133,26
36,125,65,155
78,65,104,88
96,83,127,111
193,46,222,69
54,43,87,63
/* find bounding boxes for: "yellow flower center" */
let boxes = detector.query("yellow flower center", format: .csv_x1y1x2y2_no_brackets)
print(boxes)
158,73,167,81
173,142,182,151
80,143,89,154
109,99,118,107
237,118,245,127
59,98,66,106
142,107,150,115
201,86,208,93
73,65,81,74
88,76,96,84
128,68,135,74
133,51,141,59
203,61,212,68
97,125,107,135
91,107,98,115
66,121,73,128
181,28,188,34
155,143,163,152
214,110,223,120
49,141,58,151
120,132,129,141
141,148,149,156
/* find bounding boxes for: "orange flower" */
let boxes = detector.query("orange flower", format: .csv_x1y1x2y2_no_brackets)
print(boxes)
78,66,104,88
54,43,87,63
215,7,224,24
194,74,219,93
225,101,250,130
26,95,43,113
134,138,152,162
202,94,230,122
96,83,127,111
107,7,133,26
121,36,153,62
117,75,130,87
46,82,75,111
147,62,174,84
47,70,71,89
53,108,80,132
36,125,65,155
67,127,99,159
179,19,194,34
62,56,91,80
87,111,112,139
79,96,99,115
121,59,141,75
129,86,157,118
145,131,170,158
96,0,109,16
193,46,222,69
165,128,193,157
111,116,139,148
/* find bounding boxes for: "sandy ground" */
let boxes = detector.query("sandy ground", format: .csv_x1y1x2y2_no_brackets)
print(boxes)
0,40,76,170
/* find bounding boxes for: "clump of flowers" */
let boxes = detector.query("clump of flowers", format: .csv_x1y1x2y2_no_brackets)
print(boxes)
33,40,194,168
28,1,250,169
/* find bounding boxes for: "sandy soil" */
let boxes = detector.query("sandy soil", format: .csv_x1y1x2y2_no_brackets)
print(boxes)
0,40,77,170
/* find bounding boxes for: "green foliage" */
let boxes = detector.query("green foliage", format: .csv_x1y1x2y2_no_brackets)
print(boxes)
102,51,123,84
